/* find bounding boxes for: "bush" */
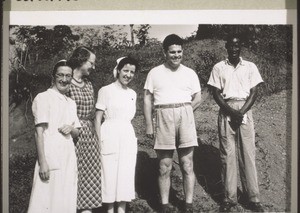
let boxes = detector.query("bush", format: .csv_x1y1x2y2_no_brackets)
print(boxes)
9,29,292,109
9,153,36,213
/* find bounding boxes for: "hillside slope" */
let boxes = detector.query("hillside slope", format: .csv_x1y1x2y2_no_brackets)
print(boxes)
9,89,292,212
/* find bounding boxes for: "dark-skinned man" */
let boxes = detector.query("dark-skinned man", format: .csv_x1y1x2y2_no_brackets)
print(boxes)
207,34,265,212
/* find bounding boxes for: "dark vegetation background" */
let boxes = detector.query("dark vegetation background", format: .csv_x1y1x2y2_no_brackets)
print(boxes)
9,24,293,212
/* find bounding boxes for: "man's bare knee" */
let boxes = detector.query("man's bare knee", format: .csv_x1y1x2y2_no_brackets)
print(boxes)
181,160,194,175
159,160,173,177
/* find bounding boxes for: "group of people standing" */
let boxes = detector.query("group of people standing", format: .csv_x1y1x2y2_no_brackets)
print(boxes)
27,33,265,213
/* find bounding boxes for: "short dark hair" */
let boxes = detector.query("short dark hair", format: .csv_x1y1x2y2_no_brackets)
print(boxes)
162,34,183,51
68,46,95,70
226,33,242,44
52,60,72,77
116,57,139,78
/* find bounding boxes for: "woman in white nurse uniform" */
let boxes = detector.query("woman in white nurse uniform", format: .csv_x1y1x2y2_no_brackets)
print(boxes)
27,60,81,213
95,57,139,213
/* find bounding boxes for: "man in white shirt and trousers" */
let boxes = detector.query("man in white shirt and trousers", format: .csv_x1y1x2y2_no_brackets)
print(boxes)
207,33,265,212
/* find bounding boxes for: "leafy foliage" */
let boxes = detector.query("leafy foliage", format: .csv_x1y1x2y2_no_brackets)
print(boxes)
133,24,151,47
9,25,293,110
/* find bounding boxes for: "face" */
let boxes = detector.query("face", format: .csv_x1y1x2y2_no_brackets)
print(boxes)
226,37,241,61
164,44,183,69
117,64,136,87
79,53,96,76
53,66,73,94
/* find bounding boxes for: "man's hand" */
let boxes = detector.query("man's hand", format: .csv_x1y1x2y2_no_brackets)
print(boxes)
230,110,244,123
228,109,243,130
229,119,242,130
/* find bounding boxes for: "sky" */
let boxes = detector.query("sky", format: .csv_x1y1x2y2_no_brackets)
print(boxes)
133,25,198,41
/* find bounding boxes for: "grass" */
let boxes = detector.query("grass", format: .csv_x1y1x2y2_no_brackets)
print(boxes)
9,153,36,213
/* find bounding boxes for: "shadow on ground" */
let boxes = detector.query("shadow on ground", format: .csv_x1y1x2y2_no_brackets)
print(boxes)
134,151,160,211
193,141,223,204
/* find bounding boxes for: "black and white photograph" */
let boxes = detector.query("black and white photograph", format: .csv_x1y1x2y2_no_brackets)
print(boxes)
4,5,297,213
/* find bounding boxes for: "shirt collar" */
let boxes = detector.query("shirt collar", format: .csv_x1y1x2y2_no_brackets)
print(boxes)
225,57,244,66
48,88,68,100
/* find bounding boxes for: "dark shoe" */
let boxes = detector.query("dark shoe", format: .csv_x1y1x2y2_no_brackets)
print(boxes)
219,201,237,212
248,202,265,212
183,203,193,213
160,203,176,213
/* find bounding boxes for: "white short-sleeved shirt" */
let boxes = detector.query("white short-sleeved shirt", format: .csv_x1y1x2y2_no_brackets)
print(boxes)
95,82,136,121
144,64,201,105
32,88,81,166
207,58,264,100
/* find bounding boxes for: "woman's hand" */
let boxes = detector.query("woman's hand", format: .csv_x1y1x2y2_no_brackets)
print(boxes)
39,161,50,182
58,124,74,135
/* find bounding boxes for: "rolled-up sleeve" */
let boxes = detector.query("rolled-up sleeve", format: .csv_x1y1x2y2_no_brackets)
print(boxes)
249,63,264,88
207,65,221,90
191,70,201,95
144,70,154,93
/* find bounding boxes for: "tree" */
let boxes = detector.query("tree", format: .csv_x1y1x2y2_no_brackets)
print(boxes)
12,25,79,63
72,25,130,49
134,24,151,47
130,24,135,46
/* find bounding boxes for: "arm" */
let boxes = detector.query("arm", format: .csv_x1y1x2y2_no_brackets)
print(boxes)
58,123,79,138
144,89,154,139
94,109,104,145
35,123,50,181
239,86,259,115
191,91,201,111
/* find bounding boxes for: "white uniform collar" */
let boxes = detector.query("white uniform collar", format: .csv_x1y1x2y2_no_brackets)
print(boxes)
48,88,68,100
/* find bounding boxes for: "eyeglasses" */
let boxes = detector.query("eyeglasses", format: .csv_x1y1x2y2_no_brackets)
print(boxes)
55,73,72,80
87,60,95,67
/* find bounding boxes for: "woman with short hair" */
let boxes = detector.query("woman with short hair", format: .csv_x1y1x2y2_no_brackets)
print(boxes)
95,57,139,213
28,60,80,213
67,46,102,213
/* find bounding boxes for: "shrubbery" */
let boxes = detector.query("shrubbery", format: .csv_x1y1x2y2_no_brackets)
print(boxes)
9,25,293,112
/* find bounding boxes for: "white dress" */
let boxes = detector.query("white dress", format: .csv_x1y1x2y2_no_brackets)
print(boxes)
95,82,137,203
27,88,81,213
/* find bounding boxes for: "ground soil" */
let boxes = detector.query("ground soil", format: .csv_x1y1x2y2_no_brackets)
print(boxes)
9,89,292,213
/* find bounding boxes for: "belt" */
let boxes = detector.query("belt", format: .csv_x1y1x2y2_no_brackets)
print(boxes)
154,102,191,109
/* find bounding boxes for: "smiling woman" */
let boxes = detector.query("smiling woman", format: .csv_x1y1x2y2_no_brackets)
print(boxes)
27,59,80,213
66,46,102,213
94,56,139,213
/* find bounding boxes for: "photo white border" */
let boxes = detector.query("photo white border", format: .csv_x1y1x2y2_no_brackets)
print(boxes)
8,10,295,25
3,9,298,213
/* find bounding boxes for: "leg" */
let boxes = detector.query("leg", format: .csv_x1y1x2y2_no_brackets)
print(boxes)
177,147,195,204
107,203,114,213
117,202,126,213
238,110,260,203
218,112,238,203
238,120,265,212
156,149,174,204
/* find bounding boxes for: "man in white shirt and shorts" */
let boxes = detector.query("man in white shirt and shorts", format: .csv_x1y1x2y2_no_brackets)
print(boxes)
144,34,201,213
207,34,265,212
